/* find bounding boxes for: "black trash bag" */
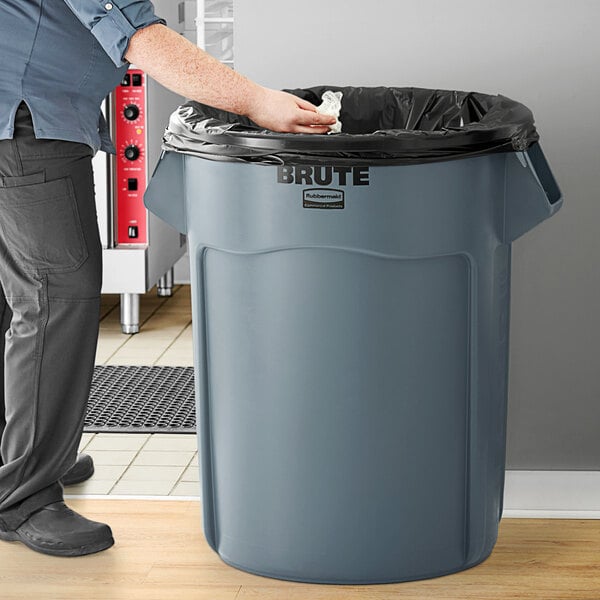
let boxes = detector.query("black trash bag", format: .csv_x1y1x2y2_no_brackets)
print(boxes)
162,86,538,165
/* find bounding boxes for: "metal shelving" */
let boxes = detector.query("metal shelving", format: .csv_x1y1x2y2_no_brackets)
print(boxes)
197,0,234,67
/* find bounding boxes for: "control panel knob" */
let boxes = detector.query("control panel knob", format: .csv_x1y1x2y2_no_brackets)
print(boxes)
123,104,140,121
124,145,140,161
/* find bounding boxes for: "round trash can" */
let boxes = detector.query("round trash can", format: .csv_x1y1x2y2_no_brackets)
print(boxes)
145,87,563,584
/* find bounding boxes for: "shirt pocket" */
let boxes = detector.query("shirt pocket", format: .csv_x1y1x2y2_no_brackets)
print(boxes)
0,176,88,274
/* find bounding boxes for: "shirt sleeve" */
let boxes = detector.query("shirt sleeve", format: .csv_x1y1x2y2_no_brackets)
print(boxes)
62,0,166,67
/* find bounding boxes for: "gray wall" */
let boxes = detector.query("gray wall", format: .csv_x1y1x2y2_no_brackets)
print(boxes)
234,0,600,469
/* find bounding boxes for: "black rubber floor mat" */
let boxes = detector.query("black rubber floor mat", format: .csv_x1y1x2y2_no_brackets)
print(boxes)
84,365,196,433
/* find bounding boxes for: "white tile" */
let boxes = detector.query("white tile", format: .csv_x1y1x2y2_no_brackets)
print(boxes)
132,451,195,467
62,465,127,494
88,288,196,495
154,354,194,367
64,480,117,495
190,453,199,467
110,479,176,496
170,481,201,497
78,433,95,451
120,465,186,482
95,337,128,364
105,352,164,366
85,450,139,466
142,434,197,452
85,433,150,452
181,465,200,482
86,464,129,481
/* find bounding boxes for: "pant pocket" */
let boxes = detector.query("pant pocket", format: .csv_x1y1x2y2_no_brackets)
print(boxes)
0,176,88,274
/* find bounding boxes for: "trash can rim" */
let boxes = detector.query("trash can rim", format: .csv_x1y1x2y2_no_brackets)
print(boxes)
162,86,539,162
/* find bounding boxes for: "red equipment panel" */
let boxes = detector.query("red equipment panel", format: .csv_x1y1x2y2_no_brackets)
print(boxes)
114,69,147,244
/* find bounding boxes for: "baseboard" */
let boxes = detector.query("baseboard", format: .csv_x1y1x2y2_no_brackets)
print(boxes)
503,470,600,518
66,472,600,518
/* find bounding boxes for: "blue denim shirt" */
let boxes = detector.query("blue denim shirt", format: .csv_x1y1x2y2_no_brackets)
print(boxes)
0,1,165,154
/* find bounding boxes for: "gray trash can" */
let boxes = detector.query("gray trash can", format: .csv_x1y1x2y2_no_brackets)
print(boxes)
145,87,562,584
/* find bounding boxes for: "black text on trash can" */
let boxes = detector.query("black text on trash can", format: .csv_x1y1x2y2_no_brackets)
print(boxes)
277,165,370,187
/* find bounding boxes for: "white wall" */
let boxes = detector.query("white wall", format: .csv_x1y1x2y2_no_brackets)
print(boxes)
234,0,600,470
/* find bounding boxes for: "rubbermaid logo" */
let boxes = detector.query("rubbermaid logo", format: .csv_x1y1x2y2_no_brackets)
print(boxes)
303,188,344,209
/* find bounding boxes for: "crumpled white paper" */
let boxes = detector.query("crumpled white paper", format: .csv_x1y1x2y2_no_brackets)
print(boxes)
316,90,343,134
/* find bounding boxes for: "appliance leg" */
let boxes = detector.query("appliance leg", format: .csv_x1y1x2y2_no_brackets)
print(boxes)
157,267,174,297
120,293,140,334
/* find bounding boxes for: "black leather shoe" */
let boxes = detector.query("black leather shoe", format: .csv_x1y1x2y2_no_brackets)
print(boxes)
0,502,114,556
61,453,94,486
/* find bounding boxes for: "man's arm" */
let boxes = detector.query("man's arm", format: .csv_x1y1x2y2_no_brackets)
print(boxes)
125,24,335,134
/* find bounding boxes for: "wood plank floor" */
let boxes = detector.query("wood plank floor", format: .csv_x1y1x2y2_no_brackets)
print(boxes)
0,500,599,599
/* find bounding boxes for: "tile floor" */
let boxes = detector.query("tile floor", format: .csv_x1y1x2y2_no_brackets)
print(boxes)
66,285,201,500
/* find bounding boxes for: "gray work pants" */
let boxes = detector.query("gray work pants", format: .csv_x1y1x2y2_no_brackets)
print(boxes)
0,104,102,530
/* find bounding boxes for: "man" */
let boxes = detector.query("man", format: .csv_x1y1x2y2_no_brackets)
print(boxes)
0,0,334,557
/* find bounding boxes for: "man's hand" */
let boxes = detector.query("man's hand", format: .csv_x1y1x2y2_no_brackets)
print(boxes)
247,88,336,134
125,24,335,135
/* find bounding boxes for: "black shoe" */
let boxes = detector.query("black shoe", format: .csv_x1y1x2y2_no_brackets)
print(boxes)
61,453,94,486
0,502,114,556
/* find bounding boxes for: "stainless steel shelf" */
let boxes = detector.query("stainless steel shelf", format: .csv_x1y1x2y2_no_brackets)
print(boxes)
198,0,234,67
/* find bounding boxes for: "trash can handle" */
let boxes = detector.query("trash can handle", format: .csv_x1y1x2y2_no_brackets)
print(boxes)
503,142,563,243
144,151,187,234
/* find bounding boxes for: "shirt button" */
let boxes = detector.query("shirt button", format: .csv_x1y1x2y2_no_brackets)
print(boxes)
105,2,113,9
